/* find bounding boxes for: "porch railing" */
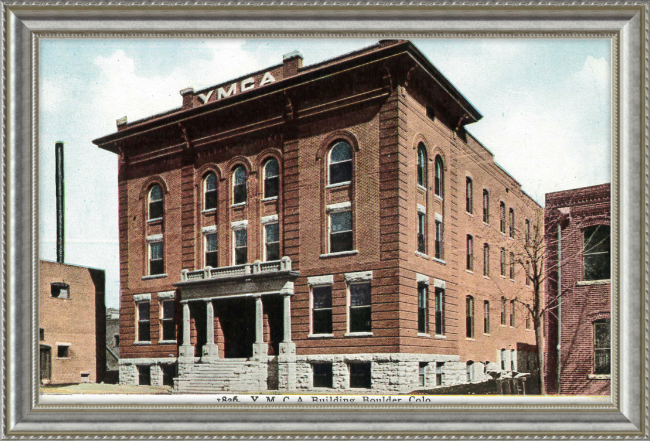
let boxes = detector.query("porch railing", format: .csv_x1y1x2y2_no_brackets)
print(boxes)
181,257,292,282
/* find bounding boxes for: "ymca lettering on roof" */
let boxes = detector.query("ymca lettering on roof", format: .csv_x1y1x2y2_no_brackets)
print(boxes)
194,71,277,107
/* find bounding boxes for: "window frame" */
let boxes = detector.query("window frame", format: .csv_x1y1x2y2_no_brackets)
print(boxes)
203,172,218,211
500,297,507,326
263,158,280,200
232,165,248,205
264,222,280,262
311,284,333,336
466,235,473,271
509,252,516,280
312,362,334,388
435,287,445,336
349,362,372,389
583,224,611,281
418,282,428,334
510,300,516,327
509,208,515,238
593,318,611,375
465,177,473,214
148,184,163,221
51,282,70,299
484,300,490,334
57,344,70,358
204,231,219,268
136,300,151,343
483,189,490,224
328,207,353,254
233,227,248,265
466,295,475,339
483,243,490,277
434,156,444,197
160,299,176,342
417,210,426,254
348,282,372,334
417,143,427,189
435,218,443,260
500,202,506,234
328,141,353,186
148,240,164,276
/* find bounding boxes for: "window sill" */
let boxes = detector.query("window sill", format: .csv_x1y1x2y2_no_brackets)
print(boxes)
147,217,163,224
484,333,491,336
483,222,490,227
483,276,490,280
202,208,217,214
588,374,611,380
500,275,507,279
308,334,335,339
344,332,373,337
434,194,443,202
417,333,431,338
466,270,474,274
57,357,71,360
262,196,278,202
466,212,473,217
231,202,246,208
415,251,429,259
326,181,351,189
465,338,476,341
134,341,152,345
158,340,177,345
432,257,446,265
142,274,168,280
577,279,611,286
434,334,447,339
417,184,428,192
320,250,359,258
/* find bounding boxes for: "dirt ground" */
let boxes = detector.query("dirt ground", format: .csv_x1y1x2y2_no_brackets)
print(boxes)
40,383,172,395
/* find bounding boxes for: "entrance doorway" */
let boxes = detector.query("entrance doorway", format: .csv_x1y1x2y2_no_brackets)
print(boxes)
40,345,51,383
218,297,255,358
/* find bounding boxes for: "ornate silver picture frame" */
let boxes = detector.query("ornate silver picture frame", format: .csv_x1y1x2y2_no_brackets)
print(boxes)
3,1,648,438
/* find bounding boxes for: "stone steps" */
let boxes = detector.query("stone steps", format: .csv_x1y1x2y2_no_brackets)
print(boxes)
174,360,266,393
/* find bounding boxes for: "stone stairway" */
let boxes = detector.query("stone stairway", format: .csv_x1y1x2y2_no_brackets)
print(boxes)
173,359,267,393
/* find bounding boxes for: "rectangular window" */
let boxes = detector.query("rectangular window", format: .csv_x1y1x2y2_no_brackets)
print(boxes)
510,252,516,280
466,296,474,338
349,282,371,333
313,363,333,388
51,282,70,299
435,288,445,335
330,210,353,253
526,261,531,286
500,202,506,233
501,349,507,370
417,212,426,254
138,365,151,386
501,298,507,325
466,177,473,213
114,335,120,347
419,362,427,387
265,223,280,261
234,228,247,265
510,300,516,327
39,328,44,340
162,364,177,386
57,345,69,358
349,363,371,389
436,362,444,386
137,301,151,342
500,248,506,276
435,220,443,260
160,300,175,341
418,283,428,334
149,241,164,275
594,318,610,374
312,286,333,335
466,235,473,271
584,225,611,281
483,190,490,223
484,301,490,334
509,208,515,238
525,219,531,246
205,233,218,268
483,243,490,276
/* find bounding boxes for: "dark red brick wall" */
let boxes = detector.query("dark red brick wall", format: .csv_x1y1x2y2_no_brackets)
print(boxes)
544,183,611,395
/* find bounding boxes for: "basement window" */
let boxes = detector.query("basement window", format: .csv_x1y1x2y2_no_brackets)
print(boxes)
312,363,333,388
138,365,151,386
51,282,70,299
349,362,371,389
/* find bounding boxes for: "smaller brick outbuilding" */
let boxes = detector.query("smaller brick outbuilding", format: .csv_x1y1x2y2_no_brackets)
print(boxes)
544,183,611,395
39,260,106,385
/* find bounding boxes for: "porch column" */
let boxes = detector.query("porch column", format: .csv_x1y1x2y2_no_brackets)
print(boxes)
202,300,219,360
179,301,194,359
282,294,292,342
252,295,268,361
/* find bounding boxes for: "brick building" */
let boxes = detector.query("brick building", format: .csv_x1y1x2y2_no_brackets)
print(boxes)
544,183,611,395
92,40,540,393
39,260,106,385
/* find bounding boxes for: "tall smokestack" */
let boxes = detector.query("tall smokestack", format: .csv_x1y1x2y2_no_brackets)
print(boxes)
55,141,64,263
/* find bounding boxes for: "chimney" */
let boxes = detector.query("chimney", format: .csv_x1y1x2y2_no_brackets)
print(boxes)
55,141,65,264
282,51,303,78
180,87,194,109
116,116,128,131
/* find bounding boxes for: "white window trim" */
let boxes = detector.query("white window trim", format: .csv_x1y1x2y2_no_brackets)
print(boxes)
135,298,151,343
232,227,248,266
231,220,248,230
133,293,151,302
261,214,279,224
327,201,352,213
309,282,333,336
416,274,430,285
435,213,443,223
159,298,176,343
344,271,373,282
345,277,372,334
157,291,175,300
202,225,217,234
417,204,426,214
263,222,280,262
146,234,163,243
327,207,353,254
308,275,334,286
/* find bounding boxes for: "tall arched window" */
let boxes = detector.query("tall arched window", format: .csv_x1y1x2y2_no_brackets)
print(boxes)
148,185,163,220
204,173,217,210
233,166,247,205
417,143,427,188
434,156,444,197
466,177,473,213
466,296,474,338
263,158,279,199
328,141,352,185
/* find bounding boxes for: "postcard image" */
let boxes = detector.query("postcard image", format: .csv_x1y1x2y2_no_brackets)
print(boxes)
37,37,612,400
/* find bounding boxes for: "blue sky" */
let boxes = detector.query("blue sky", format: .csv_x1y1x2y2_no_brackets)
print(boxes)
39,38,611,308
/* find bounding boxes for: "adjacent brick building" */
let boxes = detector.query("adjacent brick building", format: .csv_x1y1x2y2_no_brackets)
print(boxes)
92,40,540,393
39,260,106,385
543,183,611,395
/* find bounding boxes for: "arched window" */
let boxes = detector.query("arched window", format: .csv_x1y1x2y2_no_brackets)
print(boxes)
328,141,352,185
466,177,473,213
466,235,473,271
148,185,163,220
233,166,247,205
417,143,427,188
204,173,217,210
263,158,279,199
434,156,444,197
466,296,474,338
483,189,490,223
